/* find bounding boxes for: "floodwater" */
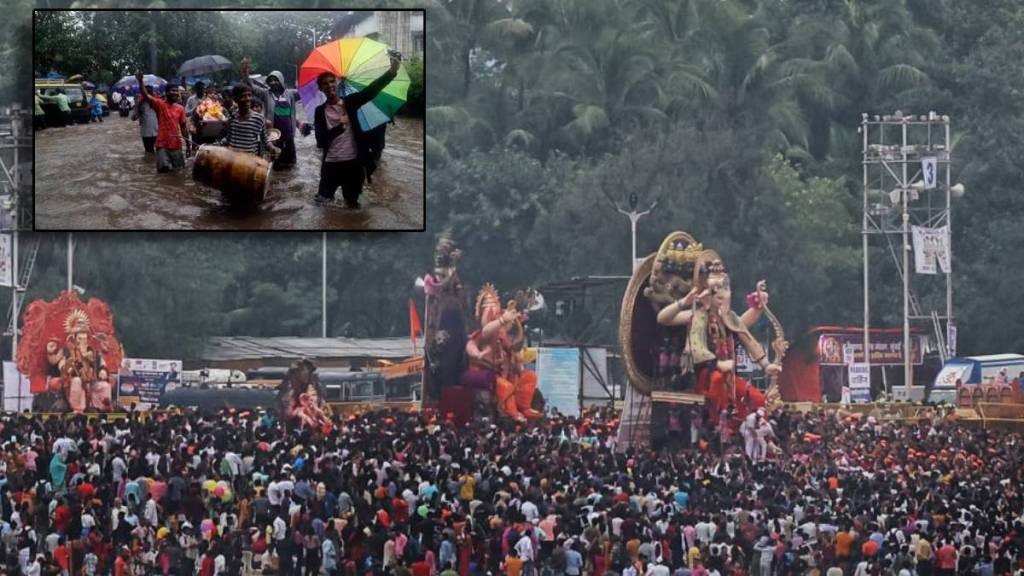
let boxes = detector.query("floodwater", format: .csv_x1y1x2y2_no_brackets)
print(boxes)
34,109,424,230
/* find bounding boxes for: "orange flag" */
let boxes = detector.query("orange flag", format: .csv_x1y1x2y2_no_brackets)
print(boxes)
409,298,422,354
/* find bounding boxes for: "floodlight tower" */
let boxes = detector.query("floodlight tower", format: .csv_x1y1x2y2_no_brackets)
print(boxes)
861,111,962,400
1,105,37,366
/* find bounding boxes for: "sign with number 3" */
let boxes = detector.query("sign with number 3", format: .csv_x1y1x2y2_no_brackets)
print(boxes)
922,157,937,190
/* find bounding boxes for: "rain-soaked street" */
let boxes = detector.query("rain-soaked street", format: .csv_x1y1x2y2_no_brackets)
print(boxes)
34,109,423,230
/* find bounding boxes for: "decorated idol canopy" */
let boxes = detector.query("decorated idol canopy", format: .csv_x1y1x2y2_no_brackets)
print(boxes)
617,230,788,448
417,232,546,423
15,290,123,413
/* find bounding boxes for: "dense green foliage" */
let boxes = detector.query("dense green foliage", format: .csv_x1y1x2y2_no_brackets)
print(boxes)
1,0,1023,362
32,10,418,92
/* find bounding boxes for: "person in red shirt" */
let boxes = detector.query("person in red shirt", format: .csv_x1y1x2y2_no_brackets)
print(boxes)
54,540,70,573
134,70,187,173
936,540,957,575
200,550,216,576
114,547,132,576
77,480,96,502
53,499,71,535
391,495,409,524
861,538,879,558
412,556,433,576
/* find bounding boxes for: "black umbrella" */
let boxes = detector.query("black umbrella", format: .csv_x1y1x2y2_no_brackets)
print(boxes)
176,54,233,78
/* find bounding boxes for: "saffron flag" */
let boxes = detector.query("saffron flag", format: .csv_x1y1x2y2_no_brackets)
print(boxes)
408,298,422,353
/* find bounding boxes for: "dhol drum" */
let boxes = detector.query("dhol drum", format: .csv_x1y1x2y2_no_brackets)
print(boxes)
192,145,272,206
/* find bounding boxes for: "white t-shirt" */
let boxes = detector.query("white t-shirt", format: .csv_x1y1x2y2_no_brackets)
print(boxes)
515,535,534,562
521,501,539,522
267,481,283,505
273,517,288,541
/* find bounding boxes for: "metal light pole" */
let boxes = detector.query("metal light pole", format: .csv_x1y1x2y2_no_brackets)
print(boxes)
322,232,327,338
861,114,871,392
945,120,954,357
67,233,74,293
616,194,657,273
11,230,17,362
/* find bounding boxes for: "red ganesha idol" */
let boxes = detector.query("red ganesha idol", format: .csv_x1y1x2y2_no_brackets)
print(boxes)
16,291,123,413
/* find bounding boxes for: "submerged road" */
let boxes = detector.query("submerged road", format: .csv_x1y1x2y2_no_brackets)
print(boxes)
35,109,423,231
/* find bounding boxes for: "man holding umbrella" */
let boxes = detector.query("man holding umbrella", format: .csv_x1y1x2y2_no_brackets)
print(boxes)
240,59,302,170
312,52,401,208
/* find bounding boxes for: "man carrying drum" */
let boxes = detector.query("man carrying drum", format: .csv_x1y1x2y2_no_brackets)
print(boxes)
218,82,280,161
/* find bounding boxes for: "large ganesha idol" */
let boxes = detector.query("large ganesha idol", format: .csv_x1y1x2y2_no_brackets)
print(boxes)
277,358,332,431
421,232,469,407
460,284,543,422
620,231,788,425
16,291,123,413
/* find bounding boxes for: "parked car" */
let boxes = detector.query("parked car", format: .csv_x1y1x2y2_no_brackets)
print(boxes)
35,80,90,124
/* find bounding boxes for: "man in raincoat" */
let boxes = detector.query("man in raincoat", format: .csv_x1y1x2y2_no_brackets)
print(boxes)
240,60,302,170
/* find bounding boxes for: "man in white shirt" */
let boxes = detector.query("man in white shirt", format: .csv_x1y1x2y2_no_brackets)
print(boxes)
143,496,159,527
645,558,670,576
110,450,126,481
516,532,536,576
267,480,283,506
273,515,288,545
521,499,540,523
695,517,716,545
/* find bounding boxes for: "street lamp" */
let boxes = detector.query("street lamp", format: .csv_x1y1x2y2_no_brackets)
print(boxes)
615,193,658,273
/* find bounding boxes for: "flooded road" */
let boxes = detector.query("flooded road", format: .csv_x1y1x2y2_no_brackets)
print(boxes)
34,109,424,230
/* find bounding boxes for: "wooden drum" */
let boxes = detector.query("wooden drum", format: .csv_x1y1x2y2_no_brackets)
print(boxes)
192,145,271,205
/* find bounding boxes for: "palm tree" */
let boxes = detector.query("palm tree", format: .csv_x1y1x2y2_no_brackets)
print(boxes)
429,0,515,101
522,0,671,153
779,0,939,160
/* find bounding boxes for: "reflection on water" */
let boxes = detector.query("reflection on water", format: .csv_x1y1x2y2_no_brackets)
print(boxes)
34,110,423,230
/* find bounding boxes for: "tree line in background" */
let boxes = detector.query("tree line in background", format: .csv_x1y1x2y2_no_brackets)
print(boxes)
1,0,1023,362
31,10,424,114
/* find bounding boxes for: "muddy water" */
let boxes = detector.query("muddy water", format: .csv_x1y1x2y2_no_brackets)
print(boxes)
34,109,423,230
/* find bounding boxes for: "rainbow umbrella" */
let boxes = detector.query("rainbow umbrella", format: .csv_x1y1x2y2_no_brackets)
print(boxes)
297,37,410,131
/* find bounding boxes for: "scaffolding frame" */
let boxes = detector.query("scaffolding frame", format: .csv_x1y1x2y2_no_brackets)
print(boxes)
861,111,954,399
1,106,34,369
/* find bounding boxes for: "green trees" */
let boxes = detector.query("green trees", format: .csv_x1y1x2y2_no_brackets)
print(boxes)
3,0,1023,359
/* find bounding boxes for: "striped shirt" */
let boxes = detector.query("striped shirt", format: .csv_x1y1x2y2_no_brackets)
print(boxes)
324,101,358,162
222,111,267,155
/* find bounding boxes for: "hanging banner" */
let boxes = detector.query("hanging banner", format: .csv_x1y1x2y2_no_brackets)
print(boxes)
3,361,32,412
921,157,938,190
848,362,872,403
0,233,12,287
819,333,924,366
735,345,754,373
117,358,182,409
537,347,580,417
0,197,13,232
580,347,611,404
911,225,951,275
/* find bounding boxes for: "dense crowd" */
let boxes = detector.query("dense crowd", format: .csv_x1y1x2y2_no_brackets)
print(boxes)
0,403,1021,576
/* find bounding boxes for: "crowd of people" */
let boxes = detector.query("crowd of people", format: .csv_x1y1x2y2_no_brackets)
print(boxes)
0,402,1021,576
123,52,400,207
34,50,402,208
